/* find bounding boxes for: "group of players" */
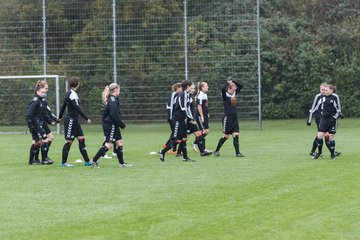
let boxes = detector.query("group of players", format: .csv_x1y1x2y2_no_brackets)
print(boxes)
307,82,343,160
25,77,342,168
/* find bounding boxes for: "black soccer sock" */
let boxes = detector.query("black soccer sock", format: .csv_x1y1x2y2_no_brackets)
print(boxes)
328,140,335,156
161,140,174,155
29,144,37,163
233,135,240,155
78,139,90,163
197,135,205,153
93,146,109,162
41,142,49,161
116,146,124,164
113,142,116,154
215,137,228,152
180,141,188,159
35,143,40,161
62,142,71,164
316,138,323,155
311,137,317,153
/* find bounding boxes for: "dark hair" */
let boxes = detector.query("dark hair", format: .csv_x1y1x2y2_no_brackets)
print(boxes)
181,80,192,90
68,77,80,89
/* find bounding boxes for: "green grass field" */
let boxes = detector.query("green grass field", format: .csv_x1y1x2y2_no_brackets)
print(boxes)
0,119,359,240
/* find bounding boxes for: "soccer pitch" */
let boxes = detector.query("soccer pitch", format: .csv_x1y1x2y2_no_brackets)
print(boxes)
0,119,359,239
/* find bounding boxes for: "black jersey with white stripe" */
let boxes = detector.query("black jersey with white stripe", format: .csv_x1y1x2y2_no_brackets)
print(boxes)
307,93,323,124
166,92,178,121
41,98,58,124
59,89,89,120
173,91,192,120
196,91,208,116
101,94,125,129
26,94,47,128
321,94,341,119
221,81,243,116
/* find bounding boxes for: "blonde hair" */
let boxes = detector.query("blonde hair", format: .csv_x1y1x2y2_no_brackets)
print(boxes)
102,83,119,103
171,82,181,92
34,80,48,93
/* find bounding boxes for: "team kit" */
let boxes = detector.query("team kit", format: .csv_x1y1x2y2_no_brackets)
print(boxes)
26,77,342,167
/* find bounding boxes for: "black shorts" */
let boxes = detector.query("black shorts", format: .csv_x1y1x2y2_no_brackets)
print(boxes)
187,120,199,135
30,125,47,141
222,115,239,135
64,116,84,140
318,117,337,134
103,123,122,142
43,122,52,135
196,115,209,130
172,118,187,140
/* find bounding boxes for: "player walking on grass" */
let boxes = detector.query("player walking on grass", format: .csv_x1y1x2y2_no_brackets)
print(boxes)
91,83,131,168
312,84,342,160
35,80,60,165
214,79,245,157
308,83,342,159
26,85,50,165
161,82,182,154
59,77,92,167
194,81,212,156
159,80,195,162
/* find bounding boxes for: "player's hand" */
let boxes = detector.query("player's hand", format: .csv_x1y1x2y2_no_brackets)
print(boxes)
56,118,61,124
87,119,92,124
339,113,344,119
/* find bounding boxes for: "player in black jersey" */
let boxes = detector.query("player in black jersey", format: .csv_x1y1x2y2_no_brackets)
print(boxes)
161,82,182,154
91,83,131,168
35,80,59,165
159,80,195,162
194,81,212,156
313,84,342,160
59,77,92,167
214,80,245,157
307,83,327,156
26,86,49,165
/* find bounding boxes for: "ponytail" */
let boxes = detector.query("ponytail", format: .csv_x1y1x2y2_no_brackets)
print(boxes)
102,83,119,103
34,80,47,94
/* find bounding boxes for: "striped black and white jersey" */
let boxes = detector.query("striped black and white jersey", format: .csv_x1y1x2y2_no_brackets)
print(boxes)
59,89,89,120
166,92,179,122
196,91,208,117
173,91,193,120
321,94,341,119
307,93,323,124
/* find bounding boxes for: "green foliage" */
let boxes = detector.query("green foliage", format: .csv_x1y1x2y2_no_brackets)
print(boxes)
261,0,360,118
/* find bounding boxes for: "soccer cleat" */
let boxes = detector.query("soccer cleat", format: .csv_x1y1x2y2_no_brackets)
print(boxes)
176,153,183,157
309,152,315,156
92,161,100,168
192,142,199,152
41,158,54,165
29,159,42,165
60,163,74,167
84,161,93,166
120,163,133,168
112,152,117,157
101,154,112,159
183,158,196,162
201,150,213,156
159,152,165,162
235,153,245,157
334,151,341,157
312,153,320,160
330,155,336,160
214,151,220,157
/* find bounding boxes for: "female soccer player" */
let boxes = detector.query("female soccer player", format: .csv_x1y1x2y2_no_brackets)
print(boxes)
26,85,49,165
313,84,342,160
59,77,92,167
161,82,182,154
91,83,131,168
35,80,59,165
214,79,245,157
307,83,327,156
194,81,212,156
159,80,194,162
